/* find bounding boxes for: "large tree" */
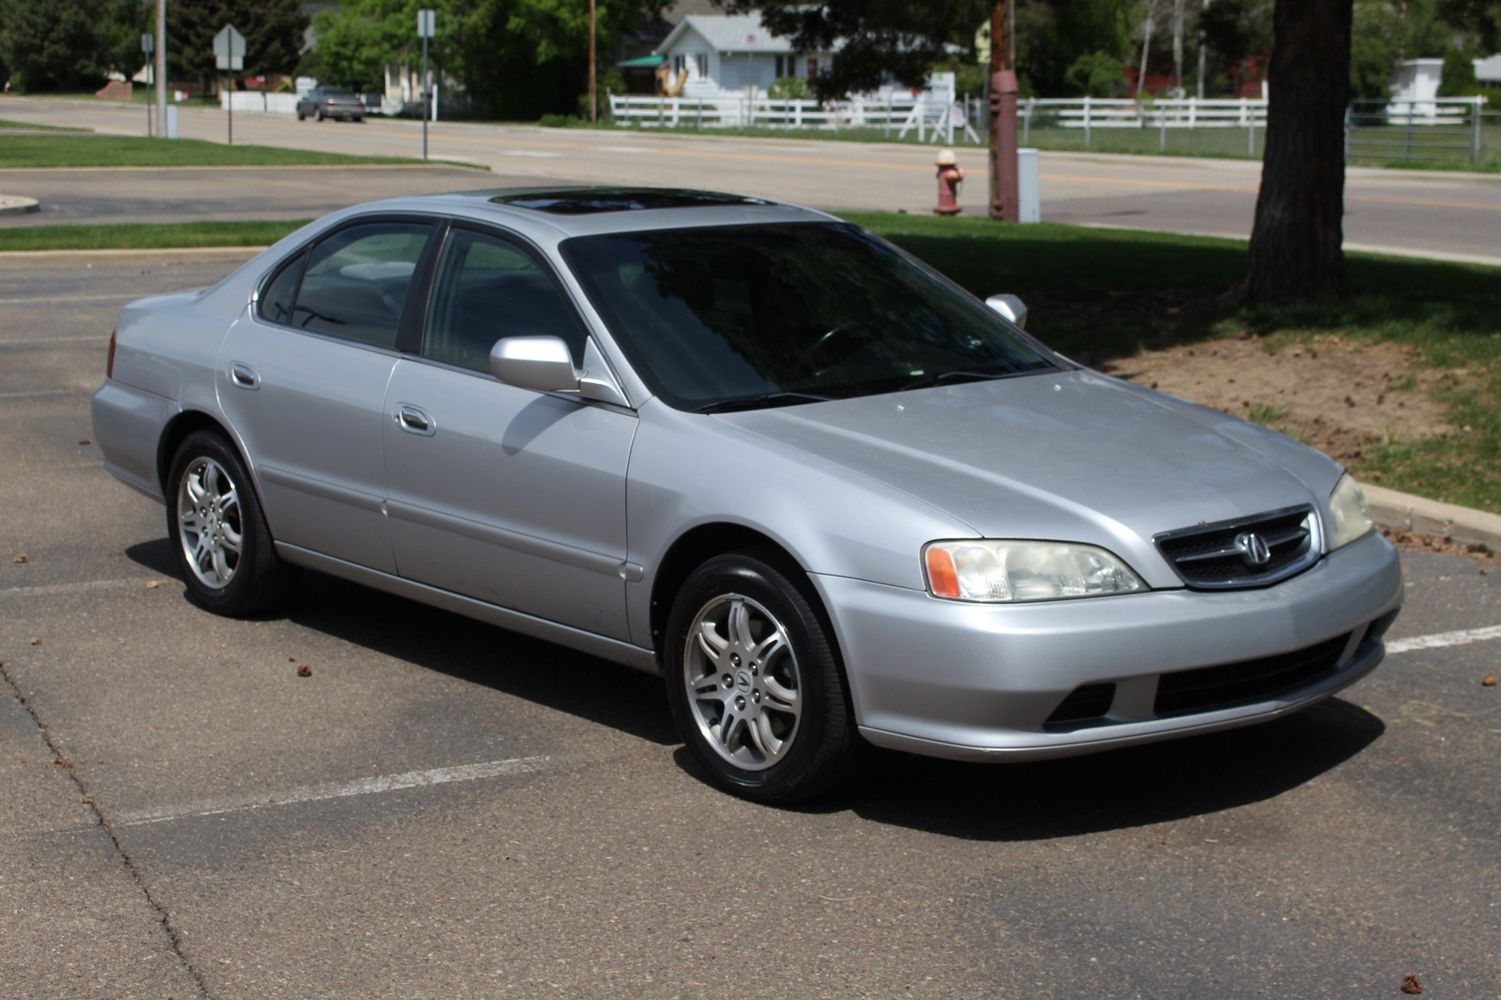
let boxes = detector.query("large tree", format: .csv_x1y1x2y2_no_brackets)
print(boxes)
165,0,308,90
1233,0,1353,302
312,0,661,119
0,0,141,91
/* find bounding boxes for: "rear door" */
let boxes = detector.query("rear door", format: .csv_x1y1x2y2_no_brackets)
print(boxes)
219,217,436,572
381,223,638,640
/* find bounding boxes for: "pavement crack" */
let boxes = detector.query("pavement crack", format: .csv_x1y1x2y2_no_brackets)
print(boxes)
0,656,215,1000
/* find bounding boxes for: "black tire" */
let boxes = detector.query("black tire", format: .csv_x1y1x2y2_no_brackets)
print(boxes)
316,110,325,122
165,430,296,617
296,110,305,121
664,550,864,803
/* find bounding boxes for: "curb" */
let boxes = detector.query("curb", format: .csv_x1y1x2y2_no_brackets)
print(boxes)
1363,482,1501,553
0,194,40,215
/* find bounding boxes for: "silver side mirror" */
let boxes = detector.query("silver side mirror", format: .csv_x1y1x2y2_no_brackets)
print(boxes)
490,335,579,393
985,294,1028,328
489,335,631,407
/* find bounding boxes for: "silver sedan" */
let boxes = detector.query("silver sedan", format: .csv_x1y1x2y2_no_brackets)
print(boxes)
92,188,1403,801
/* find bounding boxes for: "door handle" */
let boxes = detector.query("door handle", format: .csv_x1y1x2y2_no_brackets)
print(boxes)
395,404,436,436
228,362,260,390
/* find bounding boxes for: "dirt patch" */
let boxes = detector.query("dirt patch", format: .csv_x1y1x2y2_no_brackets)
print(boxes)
1100,334,1457,466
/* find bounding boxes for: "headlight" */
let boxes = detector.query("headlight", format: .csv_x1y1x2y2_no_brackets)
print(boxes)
923,540,1145,603
1327,473,1374,550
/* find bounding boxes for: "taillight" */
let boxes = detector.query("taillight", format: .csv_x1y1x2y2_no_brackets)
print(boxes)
106,329,117,378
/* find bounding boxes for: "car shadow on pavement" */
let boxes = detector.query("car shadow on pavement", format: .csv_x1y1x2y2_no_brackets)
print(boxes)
287,571,679,748
831,698,1384,840
125,540,677,748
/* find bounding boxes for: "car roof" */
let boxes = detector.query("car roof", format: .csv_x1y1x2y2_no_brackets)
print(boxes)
342,187,840,240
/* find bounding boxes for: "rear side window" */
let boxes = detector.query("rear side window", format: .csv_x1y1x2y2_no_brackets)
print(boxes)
422,227,586,372
259,221,431,350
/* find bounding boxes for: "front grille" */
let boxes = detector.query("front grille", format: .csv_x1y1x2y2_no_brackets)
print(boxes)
1153,633,1350,717
1044,683,1116,729
1155,505,1320,589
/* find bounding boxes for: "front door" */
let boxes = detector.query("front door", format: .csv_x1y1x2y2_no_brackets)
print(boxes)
381,225,637,639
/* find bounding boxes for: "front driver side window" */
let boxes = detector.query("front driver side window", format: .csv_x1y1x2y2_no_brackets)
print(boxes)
423,228,586,374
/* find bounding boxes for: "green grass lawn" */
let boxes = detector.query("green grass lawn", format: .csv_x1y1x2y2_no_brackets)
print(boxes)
2,212,1494,511
0,134,438,169
0,118,88,131
0,220,309,252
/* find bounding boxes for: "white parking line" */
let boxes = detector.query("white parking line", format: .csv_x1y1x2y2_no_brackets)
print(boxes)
0,389,74,399
0,578,161,600
115,755,558,827
0,334,108,345
0,292,138,305
1386,624,1501,655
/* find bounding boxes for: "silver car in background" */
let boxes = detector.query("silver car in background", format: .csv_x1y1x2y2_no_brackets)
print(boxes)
92,188,1402,801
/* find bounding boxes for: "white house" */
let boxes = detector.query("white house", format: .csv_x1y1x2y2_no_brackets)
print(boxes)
655,14,837,97
1476,53,1501,89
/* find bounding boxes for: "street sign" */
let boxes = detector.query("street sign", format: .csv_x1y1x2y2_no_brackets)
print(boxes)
418,9,436,38
141,33,154,54
213,25,245,71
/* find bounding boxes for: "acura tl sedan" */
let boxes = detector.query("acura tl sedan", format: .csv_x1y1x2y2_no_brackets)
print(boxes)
91,188,1403,801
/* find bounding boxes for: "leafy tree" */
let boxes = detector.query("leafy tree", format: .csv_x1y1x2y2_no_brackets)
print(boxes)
0,0,127,91
1064,50,1125,96
312,0,664,119
165,0,308,91
1014,0,1135,95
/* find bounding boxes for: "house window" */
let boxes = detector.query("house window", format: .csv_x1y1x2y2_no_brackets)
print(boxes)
672,54,686,76
696,53,708,78
807,57,819,78
775,55,787,78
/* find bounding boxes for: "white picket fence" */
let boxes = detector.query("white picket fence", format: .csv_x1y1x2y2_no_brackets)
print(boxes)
220,91,300,114
1022,96,1268,130
608,92,921,130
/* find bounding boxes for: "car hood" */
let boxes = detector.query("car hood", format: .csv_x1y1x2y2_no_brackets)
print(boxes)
718,369,1339,560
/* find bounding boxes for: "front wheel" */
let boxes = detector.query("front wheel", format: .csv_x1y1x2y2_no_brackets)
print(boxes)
664,551,864,802
166,430,296,616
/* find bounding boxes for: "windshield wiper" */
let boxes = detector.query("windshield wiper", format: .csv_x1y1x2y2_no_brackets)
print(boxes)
691,391,833,414
896,369,1009,392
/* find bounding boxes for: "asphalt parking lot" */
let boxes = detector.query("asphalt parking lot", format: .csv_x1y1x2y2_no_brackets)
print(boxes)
2,253,1499,998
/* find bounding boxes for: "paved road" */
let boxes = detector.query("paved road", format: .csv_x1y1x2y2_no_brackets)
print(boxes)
2,254,1499,998
3,96,1500,265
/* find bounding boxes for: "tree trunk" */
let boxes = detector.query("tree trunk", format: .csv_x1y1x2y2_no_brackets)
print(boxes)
1234,0,1353,303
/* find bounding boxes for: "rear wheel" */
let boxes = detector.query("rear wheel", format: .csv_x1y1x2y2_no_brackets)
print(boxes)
166,430,296,616
664,551,863,802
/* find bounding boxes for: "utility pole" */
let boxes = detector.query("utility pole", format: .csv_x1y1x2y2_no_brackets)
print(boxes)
1196,0,1211,99
588,0,597,123
155,0,168,139
987,0,1018,221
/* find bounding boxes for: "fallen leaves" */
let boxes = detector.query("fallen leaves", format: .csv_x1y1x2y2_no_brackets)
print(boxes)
1483,673,1497,688
144,580,160,590
77,438,91,446
1401,973,1424,994
13,554,27,564
296,664,312,678
28,637,41,646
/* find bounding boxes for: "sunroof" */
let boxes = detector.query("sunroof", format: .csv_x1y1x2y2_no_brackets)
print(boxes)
489,188,770,215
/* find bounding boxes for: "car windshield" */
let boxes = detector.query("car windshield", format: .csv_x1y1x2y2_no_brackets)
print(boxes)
562,222,1059,412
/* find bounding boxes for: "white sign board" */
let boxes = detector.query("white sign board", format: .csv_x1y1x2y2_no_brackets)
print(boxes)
214,25,245,71
418,9,436,38
141,33,153,54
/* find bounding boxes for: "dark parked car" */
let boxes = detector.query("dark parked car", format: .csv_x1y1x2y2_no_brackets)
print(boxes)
296,87,365,122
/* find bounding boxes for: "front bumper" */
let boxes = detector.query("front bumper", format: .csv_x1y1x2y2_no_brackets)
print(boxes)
812,531,1403,761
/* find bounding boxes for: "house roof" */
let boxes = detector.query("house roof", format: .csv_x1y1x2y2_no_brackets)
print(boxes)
656,14,821,56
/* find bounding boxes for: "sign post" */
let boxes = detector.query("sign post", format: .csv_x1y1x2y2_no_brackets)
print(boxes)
213,25,245,145
418,9,435,161
141,33,155,136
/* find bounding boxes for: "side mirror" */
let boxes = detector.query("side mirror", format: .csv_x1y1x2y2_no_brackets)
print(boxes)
985,293,1028,329
490,335,579,393
489,335,632,407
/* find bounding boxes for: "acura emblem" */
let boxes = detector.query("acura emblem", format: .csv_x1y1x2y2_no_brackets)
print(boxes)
1234,532,1272,567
